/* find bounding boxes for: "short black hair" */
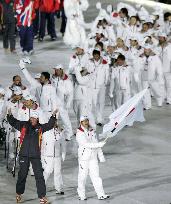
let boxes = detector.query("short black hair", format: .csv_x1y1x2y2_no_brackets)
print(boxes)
93,49,101,56
95,42,104,50
120,8,129,18
13,75,20,81
164,12,171,21
117,54,125,61
41,72,50,80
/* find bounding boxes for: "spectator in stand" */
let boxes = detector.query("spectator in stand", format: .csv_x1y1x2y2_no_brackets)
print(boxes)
14,0,37,55
0,0,16,53
39,0,60,41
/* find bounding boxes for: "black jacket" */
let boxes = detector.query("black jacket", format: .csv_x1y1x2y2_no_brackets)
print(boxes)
0,0,16,24
7,114,56,158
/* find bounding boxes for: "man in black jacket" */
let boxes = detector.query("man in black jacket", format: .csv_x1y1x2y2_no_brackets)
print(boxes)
0,0,16,53
7,109,58,204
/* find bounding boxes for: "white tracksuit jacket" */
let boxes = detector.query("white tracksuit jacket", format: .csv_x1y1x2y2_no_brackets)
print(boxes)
20,67,73,140
51,74,73,109
109,65,131,109
139,54,164,109
156,44,171,104
76,125,106,199
86,58,109,123
73,68,96,128
42,128,66,192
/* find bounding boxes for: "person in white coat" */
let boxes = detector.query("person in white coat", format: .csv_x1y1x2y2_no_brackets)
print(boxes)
51,64,73,110
0,87,5,120
64,0,89,47
109,54,131,110
19,59,73,140
51,64,74,141
2,88,23,160
42,120,66,195
73,66,96,128
86,49,109,126
68,45,89,83
156,33,171,104
139,44,164,109
76,116,109,200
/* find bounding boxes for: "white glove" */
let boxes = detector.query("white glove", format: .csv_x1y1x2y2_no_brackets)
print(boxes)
98,141,106,148
62,152,66,162
23,57,31,64
99,157,106,163
66,103,70,110
19,59,26,70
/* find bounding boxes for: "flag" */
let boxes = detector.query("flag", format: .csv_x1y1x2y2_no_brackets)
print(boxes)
20,1,33,27
100,89,147,139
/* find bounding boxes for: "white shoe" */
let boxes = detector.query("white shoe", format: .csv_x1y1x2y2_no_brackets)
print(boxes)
28,50,34,55
98,195,110,200
23,51,29,56
78,196,87,201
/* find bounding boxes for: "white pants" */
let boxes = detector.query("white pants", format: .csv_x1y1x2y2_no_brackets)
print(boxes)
77,159,105,199
43,156,63,191
164,73,171,104
90,86,106,124
59,107,73,140
142,80,163,109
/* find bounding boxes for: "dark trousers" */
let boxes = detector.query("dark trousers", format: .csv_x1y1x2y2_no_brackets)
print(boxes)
16,156,46,198
19,25,33,52
33,9,40,36
39,12,57,39
3,22,16,51
60,8,67,34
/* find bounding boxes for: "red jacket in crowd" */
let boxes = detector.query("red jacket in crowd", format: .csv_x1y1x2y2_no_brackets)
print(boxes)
39,0,60,13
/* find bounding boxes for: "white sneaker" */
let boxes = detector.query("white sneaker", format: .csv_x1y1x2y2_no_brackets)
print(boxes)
98,195,110,200
78,196,87,201
28,50,34,55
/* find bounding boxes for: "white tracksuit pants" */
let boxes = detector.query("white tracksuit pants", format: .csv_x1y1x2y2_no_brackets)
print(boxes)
77,159,105,199
96,86,106,124
91,86,106,124
164,73,171,104
142,80,163,109
43,156,63,191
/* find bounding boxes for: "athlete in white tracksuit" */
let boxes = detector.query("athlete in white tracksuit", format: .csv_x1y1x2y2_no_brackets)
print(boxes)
109,55,131,110
51,65,73,140
1,89,23,160
19,59,73,140
73,66,96,128
156,33,171,104
139,45,164,109
86,49,109,125
64,0,89,47
42,122,66,194
0,87,5,124
68,46,90,83
76,116,109,200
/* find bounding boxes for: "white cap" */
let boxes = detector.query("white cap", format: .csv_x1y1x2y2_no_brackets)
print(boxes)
34,73,41,79
94,47,101,52
143,43,153,50
76,44,85,50
80,116,89,122
13,86,22,95
54,64,63,69
30,111,39,119
23,94,34,101
158,32,167,38
0,87,5,95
